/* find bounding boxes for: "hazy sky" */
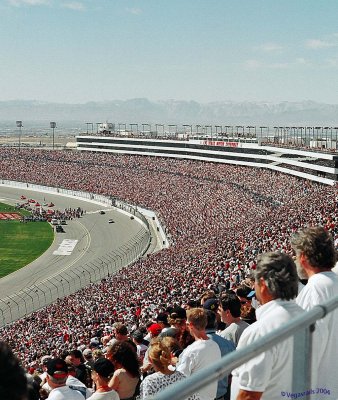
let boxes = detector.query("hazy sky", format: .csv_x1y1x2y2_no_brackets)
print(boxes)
1,0,338,104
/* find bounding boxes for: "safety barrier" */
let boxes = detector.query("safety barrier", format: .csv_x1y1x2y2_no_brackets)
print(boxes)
152,295,338,400
0,180,164,327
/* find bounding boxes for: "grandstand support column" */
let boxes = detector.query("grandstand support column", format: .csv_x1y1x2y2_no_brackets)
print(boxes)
183,124,193,138
156,124,164,138
196,124,202,135
168,124,177,138
130,123,138,135
299,127,304,146
324,127,329,148
16,120,23,151
292,326,314,396
50,122,56,150
215,125,223,137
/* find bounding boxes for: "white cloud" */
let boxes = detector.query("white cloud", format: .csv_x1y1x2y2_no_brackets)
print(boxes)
61,1,85,10
8,0,50,6
244,58,309,70
306,39,336,49
126,7,142,15
255,42,284,52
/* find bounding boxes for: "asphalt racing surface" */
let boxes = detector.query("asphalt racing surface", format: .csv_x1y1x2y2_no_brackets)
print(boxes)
0,186,150,324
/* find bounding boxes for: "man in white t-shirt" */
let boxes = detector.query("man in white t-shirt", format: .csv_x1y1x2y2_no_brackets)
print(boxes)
218,292,249,347
177,307,221,400
231,252,304,400
46,358,84,400
292,226,338,399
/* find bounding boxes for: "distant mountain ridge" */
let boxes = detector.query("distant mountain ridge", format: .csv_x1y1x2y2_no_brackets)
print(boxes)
0,99,337,126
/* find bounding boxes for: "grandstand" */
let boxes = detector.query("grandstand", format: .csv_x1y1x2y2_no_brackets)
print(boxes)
76,135,338,185
0,143,337,399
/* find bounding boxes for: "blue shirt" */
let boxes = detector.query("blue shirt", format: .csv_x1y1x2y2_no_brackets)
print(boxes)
206,329,236,398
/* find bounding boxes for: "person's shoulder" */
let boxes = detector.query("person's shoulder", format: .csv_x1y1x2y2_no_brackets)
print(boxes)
238,319,250,328
49,386,84,400
297,272,338,307
142,371,162,385
113,367,124,376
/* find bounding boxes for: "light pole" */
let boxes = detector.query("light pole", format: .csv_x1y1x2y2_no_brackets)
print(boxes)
141,123,151,136
86,122,94,134
130,124,138,136
196,124,202,136
155,124,164,137
183,124,192,137
16,121,23,151
50,122,56,150
168,124,177,138
215,125,222,137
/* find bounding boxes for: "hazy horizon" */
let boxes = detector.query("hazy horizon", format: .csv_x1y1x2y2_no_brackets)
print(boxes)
1,0,338,105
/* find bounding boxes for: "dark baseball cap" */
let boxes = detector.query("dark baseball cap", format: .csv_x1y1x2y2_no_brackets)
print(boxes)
47,358,68,379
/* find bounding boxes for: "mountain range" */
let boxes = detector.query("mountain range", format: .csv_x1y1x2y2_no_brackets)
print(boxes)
0,99,338,126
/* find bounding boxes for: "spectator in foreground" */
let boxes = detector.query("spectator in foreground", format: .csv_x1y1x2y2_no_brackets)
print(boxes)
139,337,200,400
231,252,304,400
205,310,235,400
177,308,221,400
108,341,140,400
88,358,119,400
218,292,249,346
46,358,83,400
0,341,28,400
292,226,338,399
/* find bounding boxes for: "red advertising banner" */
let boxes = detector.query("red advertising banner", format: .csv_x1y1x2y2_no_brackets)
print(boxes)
202,140,239,147
0,213,21,220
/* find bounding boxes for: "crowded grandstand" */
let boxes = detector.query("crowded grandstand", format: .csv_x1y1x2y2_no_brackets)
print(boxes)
0,147,337,400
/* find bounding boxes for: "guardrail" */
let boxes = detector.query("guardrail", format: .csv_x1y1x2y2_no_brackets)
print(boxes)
151,295,338,400
0,180,160,327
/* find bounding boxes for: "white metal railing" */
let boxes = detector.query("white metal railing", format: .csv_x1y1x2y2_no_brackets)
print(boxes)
152,296,338,400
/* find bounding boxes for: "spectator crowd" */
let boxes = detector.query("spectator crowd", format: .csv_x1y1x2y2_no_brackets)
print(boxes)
0,148,337,399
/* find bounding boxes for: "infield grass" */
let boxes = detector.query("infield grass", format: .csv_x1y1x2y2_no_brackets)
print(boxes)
0,202,54,278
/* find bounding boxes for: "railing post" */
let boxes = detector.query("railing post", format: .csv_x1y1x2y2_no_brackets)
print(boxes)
292,324,314,398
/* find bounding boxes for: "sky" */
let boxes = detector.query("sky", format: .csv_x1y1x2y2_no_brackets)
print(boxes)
1,0,338,104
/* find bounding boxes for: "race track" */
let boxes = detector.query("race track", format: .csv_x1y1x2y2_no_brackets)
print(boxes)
0,186,151,325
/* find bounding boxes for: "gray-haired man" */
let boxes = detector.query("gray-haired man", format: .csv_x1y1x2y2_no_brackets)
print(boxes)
292,226,338,400
231,252,304,400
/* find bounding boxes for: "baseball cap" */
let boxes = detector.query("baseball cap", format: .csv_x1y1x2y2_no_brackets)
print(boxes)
46,358,68,379
203,298,219,312
147,323,162,336
83,349,93,357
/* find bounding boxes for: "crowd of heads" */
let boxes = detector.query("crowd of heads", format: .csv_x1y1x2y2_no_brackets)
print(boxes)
0,148,337,377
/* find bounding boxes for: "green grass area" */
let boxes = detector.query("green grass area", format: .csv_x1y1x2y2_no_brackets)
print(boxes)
0,202,54,278
0,202,31,216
